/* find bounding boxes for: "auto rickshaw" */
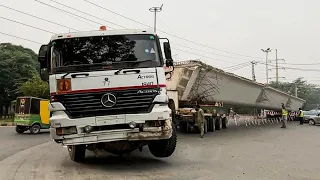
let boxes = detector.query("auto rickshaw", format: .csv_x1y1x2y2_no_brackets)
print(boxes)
14,96,50,134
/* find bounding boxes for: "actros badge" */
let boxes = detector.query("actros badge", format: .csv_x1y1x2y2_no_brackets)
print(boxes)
101,93,117,107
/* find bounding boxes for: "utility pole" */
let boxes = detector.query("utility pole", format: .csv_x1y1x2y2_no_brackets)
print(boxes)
294,83,298,97
149,4,163,33
261,48,272,84
251,61,257,81
274,49,285,84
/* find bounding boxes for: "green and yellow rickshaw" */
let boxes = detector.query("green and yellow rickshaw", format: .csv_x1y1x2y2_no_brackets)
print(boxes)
14,96,50,134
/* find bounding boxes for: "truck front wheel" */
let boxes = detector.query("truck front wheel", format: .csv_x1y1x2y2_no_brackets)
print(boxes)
148,126,177,158
68,145,86,162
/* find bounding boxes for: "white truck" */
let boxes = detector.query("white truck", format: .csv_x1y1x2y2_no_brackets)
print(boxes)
38,27,177,162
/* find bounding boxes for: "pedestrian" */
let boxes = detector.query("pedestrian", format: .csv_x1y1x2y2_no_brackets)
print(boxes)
298,108,304,125
229,108,237,126
195,104,205,138
281,103,288,128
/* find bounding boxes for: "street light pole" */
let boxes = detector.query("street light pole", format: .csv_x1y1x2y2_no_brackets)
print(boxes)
149,4,163,33
261,48,272,84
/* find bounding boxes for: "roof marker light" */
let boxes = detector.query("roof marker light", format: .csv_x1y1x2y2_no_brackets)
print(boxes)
99,26,107,31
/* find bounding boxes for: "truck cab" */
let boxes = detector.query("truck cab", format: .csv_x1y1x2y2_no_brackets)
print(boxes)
38,28,176,162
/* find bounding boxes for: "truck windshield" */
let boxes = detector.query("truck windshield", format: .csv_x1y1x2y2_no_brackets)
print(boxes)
50,34,162,73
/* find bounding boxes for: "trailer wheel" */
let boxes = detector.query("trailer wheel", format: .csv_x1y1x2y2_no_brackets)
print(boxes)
207,117,213,132
68,145,86,162
211,118,216,132
215,117,222,130
148,125,177,158
15,126,25,134
222,117,229,129
179,122,188,133
204,120,208,134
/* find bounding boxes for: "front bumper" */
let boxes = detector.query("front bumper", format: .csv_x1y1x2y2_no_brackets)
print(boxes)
51,119,172,146
49,104,173,146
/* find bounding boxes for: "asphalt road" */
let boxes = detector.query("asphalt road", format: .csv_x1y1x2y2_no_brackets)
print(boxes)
1,122,320,180
0,127,50,161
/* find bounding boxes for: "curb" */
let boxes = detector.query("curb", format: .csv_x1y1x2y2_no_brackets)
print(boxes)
0,122,15,126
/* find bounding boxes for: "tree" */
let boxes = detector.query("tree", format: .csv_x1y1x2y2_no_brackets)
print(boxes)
0,43,39,115
269,78,320,109
18,74,49,99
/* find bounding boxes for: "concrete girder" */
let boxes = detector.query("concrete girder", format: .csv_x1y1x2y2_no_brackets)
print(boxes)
167,60,306,111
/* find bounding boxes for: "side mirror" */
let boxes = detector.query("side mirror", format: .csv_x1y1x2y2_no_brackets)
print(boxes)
166,59,173,67
163,42,172,60
40,68,49,82
38,45,48,69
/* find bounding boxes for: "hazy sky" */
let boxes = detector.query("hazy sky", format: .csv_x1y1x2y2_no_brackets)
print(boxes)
0,0,319,84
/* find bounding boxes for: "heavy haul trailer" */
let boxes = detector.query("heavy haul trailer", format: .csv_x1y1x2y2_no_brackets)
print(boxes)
166,92,229,133
165,60,306,131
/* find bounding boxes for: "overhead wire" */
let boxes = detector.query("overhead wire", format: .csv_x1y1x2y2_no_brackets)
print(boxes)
222,61,252,69
278,62,320,66
174,48,238,64
225,64,251,71
47,0,127,29
82,0,264,60
0,32,44,44
256,61,320,72
0,16,55,34
0,4,79,32
173,43,252,62
34,0,115,30
35,0,264,61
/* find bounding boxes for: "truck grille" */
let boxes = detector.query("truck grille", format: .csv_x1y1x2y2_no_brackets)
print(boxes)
52,88,159,119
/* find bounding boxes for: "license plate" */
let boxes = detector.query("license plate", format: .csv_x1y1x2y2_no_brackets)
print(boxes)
96,115,126,126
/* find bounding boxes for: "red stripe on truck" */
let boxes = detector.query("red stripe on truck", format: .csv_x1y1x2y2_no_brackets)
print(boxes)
50,84,166,95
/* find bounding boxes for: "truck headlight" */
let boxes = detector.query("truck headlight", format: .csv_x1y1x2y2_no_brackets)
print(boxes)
153,95,169,104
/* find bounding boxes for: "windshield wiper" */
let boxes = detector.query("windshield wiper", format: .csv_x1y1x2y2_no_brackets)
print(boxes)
61,72,70,79
114,60,154,75
114,68,124,75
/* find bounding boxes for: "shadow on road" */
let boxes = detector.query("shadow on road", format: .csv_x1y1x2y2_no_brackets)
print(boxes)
62,151,170,172
13,131,50,136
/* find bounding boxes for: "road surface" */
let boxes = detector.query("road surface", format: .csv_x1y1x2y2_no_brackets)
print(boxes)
0,122,320,180
0,127,50,161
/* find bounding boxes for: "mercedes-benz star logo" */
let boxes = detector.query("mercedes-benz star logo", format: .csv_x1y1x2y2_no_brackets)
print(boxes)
101,93,117,107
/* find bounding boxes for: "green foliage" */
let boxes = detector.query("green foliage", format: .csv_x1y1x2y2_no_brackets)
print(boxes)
0,43,40,114
18,74,49,99
269,78,320,109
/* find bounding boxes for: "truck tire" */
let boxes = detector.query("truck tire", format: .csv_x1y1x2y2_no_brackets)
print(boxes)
68,145,86,162
215,117,222,130
212,118,216,132
179,122,188,133
15,126,25,134
207,118,213,132
30,124,41,134
204,120,208,134
222,117,229,129
148,125,177,158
